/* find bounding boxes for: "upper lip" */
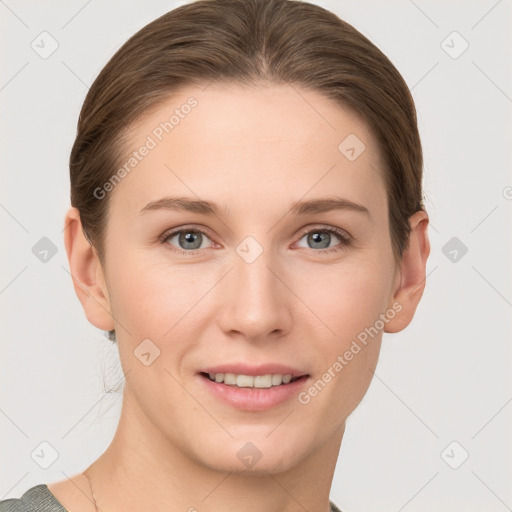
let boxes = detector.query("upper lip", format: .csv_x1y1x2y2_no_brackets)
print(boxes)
199,363,309,378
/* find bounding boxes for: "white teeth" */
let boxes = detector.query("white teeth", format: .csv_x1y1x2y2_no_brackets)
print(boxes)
237,374,254,387
253,375,272,388
224,373,237,385
205,372,298,388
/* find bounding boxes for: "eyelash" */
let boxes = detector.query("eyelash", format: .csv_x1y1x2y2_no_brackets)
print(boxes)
159,224,353,256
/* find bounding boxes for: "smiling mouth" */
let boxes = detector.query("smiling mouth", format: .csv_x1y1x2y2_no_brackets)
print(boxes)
199,372,308,388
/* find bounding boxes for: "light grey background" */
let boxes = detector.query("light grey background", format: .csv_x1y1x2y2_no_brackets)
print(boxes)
1,1,511,510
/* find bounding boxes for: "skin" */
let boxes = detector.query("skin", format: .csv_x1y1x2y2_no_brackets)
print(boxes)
52,82,430,512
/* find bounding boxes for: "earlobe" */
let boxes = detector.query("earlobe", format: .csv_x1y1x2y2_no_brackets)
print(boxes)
63,207,115,332
384,210,431,333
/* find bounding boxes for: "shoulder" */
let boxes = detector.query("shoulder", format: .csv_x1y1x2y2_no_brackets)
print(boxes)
1,485,342,512
0,484,67,512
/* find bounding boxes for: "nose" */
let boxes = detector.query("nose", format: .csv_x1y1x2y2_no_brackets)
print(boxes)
216,246,293,342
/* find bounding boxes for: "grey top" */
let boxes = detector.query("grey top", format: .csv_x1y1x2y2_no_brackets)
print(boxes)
0,484,343,511
0,485,66,511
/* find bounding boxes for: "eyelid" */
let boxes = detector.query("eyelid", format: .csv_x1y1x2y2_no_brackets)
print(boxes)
159,224,217,250
159,223,353,254
294,223,352,241
159,224,214,241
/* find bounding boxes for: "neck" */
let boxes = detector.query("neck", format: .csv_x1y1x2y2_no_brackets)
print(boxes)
85,388,344,512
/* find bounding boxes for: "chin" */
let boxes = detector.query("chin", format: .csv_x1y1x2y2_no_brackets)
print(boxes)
191,431,307,475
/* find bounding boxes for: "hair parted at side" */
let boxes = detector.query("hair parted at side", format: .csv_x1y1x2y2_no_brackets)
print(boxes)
69,0,426,343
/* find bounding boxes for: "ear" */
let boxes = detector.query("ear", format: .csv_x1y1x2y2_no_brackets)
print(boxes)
63,207,115,332
384,210,431,333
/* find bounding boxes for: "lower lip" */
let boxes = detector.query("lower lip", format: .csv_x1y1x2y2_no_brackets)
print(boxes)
198,373,310,412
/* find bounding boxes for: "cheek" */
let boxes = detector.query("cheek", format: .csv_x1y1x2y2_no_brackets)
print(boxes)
299,265,386,421
106,256,192,339
108,244,393,347
300,256,393,344
297,256,390,408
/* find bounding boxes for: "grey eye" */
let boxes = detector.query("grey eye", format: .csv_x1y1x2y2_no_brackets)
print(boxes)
165,230,212,251
296,229,343,250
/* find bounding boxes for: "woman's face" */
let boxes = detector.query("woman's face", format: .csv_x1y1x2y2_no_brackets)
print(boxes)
98,83,401,473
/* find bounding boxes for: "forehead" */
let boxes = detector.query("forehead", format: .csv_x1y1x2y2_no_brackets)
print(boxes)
110,82,387,219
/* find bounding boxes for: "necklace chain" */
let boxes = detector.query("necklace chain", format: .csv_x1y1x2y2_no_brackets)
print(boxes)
83,469,99,512
83,468,333,512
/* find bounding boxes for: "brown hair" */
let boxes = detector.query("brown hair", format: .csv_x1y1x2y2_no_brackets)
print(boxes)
69,0,426,340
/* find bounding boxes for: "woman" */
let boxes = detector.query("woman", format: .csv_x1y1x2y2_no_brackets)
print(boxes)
0,0,430,510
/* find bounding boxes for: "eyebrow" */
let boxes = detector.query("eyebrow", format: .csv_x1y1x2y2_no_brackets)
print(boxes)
139,195,370,218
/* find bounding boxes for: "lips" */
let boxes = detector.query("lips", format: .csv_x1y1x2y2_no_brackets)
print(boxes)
199,363,309,378
198,367,311,411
